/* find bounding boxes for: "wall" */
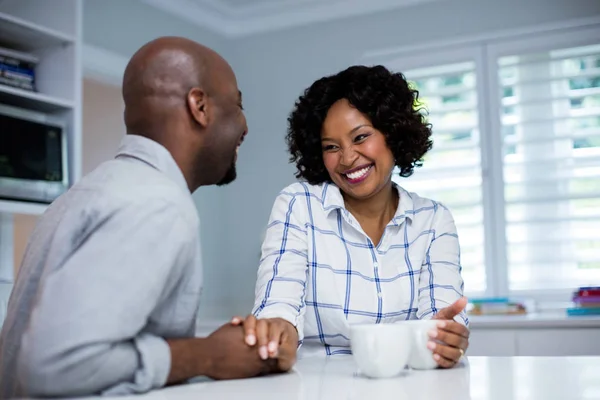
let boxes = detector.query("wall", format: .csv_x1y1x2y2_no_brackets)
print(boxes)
83,0,231,60
80,79,126,175
219,0,600,317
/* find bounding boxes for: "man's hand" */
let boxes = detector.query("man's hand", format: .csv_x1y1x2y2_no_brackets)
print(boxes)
429,297,470,369
165,324,277,385
199,324,277,380
231,315,298,372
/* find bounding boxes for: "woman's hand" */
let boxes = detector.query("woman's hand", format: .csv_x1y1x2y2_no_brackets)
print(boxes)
430,297,470,368
230,315,299,372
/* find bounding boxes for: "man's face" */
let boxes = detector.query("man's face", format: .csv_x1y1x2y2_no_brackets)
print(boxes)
202,68,248,186
215,89,246,186
217,160,237,186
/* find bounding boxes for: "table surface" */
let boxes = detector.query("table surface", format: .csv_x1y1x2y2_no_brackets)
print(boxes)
98,355,600,400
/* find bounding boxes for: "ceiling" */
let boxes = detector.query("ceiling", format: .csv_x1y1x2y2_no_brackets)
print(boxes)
139,0,442,38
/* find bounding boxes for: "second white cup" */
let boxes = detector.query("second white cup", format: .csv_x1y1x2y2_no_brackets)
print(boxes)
396,319,439,370
349,323,412,379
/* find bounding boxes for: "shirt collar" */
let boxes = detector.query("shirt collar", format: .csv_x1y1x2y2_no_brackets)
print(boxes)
115,134,190,193
321,181,414,225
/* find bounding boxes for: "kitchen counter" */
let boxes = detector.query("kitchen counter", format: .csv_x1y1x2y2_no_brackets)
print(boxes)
99,356,600,400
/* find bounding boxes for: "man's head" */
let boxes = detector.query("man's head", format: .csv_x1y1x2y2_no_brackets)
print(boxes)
122,36,247,191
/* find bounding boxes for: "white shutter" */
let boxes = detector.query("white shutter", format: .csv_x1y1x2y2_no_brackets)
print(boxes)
498,43,600,291
394,61,487,293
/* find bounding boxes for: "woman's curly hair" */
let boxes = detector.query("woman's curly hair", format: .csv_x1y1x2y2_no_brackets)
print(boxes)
286,65,433,185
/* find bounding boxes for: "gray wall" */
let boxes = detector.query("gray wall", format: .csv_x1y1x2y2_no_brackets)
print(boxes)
82,0,600,320
221,0,600,318
83,0,229,58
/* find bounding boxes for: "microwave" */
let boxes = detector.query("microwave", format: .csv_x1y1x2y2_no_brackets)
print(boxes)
0,103,69,204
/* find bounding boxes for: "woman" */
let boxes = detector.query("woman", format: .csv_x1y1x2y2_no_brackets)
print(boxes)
234,65,469,369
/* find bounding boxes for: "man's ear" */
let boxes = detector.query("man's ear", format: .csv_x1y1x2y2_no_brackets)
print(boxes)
187,87,208,128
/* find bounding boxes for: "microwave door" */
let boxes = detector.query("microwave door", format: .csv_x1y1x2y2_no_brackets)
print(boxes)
0,110,68,204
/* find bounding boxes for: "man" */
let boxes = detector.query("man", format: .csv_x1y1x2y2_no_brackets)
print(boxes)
0,37,295,398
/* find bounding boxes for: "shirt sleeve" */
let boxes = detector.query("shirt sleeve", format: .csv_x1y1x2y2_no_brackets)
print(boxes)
252,191,309,341
17,199,196,397
416,203,468,326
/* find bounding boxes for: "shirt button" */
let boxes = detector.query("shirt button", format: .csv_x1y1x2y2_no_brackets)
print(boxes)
373,262,379,268
377,292,382,298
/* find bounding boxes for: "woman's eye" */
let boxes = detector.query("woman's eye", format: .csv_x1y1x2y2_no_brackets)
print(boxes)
323,144,337,151
355,133,370,142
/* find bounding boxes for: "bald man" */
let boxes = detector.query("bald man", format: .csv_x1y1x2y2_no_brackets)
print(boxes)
0,37,293,398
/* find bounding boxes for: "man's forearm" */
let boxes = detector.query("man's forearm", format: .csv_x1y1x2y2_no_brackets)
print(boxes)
17,332,172,397
166,337,213,384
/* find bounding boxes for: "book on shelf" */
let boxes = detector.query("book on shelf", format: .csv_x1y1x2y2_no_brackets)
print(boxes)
467,297,527,316
0,45,37,92
566,286,600,316
566,307,600,316
0,75,35,91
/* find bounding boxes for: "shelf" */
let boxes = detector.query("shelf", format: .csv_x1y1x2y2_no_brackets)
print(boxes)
0,199,47,216
0,11,75,52
0,84,74,112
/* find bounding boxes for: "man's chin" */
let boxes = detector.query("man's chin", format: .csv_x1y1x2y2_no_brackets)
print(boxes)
216,164,237,186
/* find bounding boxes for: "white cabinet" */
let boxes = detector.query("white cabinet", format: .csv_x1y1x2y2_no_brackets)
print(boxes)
467,313,600,356
516,329,600,356
468,330,518,356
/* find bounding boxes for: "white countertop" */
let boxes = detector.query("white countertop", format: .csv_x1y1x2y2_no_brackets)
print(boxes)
98,356,600,400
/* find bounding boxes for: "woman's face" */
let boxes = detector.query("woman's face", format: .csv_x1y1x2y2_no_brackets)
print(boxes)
321,99,395,200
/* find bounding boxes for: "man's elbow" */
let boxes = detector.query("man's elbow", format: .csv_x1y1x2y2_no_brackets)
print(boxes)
16,343,119,397
17,351,81,397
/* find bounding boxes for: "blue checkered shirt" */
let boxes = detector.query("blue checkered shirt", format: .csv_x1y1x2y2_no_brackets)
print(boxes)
252,181,468,356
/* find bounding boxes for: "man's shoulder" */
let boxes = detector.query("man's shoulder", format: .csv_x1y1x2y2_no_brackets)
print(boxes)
51,159,198,226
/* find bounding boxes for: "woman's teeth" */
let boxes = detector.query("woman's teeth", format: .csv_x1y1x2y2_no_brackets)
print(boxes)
345,165,372,180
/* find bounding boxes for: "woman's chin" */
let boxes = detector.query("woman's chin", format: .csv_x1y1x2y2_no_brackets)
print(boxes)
340,182,379,200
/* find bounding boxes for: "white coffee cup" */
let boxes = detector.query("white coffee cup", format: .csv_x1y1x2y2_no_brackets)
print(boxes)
349,323,412,379
396,319,439,370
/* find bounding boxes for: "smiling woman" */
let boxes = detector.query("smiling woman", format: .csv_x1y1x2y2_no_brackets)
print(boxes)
248,65,470,368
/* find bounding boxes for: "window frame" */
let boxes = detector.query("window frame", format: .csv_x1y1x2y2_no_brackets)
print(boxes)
362,19,600,302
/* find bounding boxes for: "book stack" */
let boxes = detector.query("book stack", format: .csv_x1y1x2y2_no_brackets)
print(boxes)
467,297,527,316
0,46,38,92
567,286,600,316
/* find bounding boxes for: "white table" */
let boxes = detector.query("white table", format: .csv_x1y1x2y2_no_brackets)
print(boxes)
103,356,600,400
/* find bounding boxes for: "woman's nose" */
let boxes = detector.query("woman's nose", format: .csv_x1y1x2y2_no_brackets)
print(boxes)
340,147,359,167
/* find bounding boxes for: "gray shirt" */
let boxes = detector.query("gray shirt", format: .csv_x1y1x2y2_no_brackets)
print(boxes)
0,135,203,398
